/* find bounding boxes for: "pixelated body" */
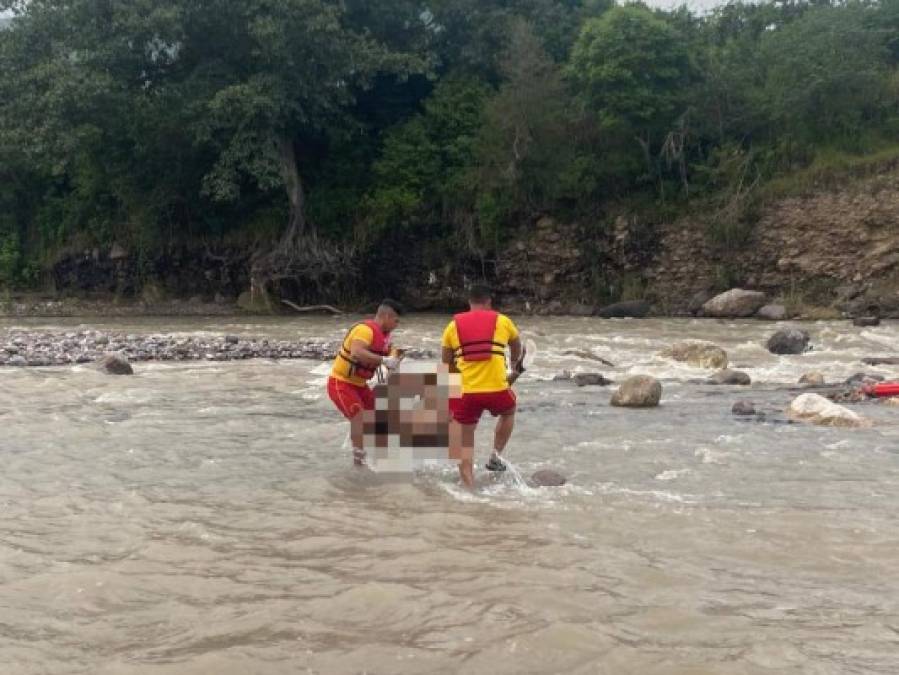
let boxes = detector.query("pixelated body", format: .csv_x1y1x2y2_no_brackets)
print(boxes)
362,363,462,474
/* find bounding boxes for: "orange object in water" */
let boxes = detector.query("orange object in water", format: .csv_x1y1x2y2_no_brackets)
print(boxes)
866,382,899,398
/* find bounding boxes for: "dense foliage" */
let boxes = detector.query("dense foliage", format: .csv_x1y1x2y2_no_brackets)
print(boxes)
0,0,896,293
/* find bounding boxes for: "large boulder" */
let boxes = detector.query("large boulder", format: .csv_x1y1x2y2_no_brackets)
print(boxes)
597,300,650,319
702,289,767,318
610,375,662,408
705,369,751,385
756,304,787,321
787,393,870,428
97,352,133,375
660,341,728,369
767,329,811,355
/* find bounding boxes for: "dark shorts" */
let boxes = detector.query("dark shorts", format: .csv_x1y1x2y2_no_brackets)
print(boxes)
450,389,517,426
327,377,374,419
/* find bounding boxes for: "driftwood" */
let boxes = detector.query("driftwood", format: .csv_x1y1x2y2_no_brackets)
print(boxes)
281,300,344,315
563,349,616,367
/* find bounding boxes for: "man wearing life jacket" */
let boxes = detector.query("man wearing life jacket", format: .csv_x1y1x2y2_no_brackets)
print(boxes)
441,285,522,488
328,300,404,466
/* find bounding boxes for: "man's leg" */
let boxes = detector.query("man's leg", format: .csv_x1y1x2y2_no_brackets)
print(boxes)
328,377,371,466
493,409,515,456
449,419,477,488
350,411,366,465
487,390,517,470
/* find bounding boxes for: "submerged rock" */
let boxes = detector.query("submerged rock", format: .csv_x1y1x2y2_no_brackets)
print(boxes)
853,316,881,327
705,369,751,385
97,352,133,375
702,288,767,318
861,357,899,366
845,372,885,387
732,400,757,416
574,372,612,387
610,375,662,408
660,341,728,369
767,329,810,355
787,393,870,428
530,469,567,487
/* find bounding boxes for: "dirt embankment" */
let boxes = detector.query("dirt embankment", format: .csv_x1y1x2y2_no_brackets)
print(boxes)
13,166,899,317
646,170,899,316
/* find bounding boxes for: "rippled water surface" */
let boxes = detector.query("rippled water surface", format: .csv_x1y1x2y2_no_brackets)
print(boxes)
2,315,899,674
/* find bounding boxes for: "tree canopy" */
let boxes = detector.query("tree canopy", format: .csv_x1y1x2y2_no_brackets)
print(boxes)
0,0,897,295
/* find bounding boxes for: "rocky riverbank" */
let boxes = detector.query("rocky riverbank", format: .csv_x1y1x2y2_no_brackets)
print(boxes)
0,330,435,367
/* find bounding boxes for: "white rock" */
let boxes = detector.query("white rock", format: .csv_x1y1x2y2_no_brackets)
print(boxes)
787,393,870,428
702,288,767,318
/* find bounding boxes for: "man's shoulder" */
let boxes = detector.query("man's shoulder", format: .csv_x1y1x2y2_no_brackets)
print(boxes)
498,313,519,333
441,320,457,344
349,322,374,342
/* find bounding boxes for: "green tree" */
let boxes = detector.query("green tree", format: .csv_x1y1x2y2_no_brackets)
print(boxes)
364,75,490,236
475,21,579,228
567,6,694,187
757,4,892,152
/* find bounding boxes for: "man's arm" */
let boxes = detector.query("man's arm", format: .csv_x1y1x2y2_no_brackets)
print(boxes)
509,336,523,370
442,346,459,373
350,339,386,368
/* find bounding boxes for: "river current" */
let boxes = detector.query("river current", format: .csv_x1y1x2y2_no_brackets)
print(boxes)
1,315,898,674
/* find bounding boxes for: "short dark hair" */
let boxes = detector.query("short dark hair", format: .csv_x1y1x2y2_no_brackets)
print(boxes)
379,298,405,316
468,284,492,304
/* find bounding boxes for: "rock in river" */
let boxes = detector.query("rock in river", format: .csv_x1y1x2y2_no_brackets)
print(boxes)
97,352,134,375
767,329,810,355
530,469,567,487
610,375,662,408
705,369,751,385
597,300,650,319
732,400,757,416
574,372,612,387
799,372,825,386
787,393,870,428
660,341,728,369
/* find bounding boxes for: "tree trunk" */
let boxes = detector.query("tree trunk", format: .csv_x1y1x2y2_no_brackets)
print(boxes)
277,134,305,243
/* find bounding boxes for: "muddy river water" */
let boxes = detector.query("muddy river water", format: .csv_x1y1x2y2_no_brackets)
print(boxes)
1,315,898,674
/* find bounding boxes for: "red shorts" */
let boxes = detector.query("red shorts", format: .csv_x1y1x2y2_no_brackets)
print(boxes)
450,389,517,425
327,377,375,419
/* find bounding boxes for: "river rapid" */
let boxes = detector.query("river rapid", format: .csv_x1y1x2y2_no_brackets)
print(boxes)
1,315,898,674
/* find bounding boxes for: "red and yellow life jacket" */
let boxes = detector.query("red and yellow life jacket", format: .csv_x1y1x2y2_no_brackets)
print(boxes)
453,310,506,363
337,319,390,381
